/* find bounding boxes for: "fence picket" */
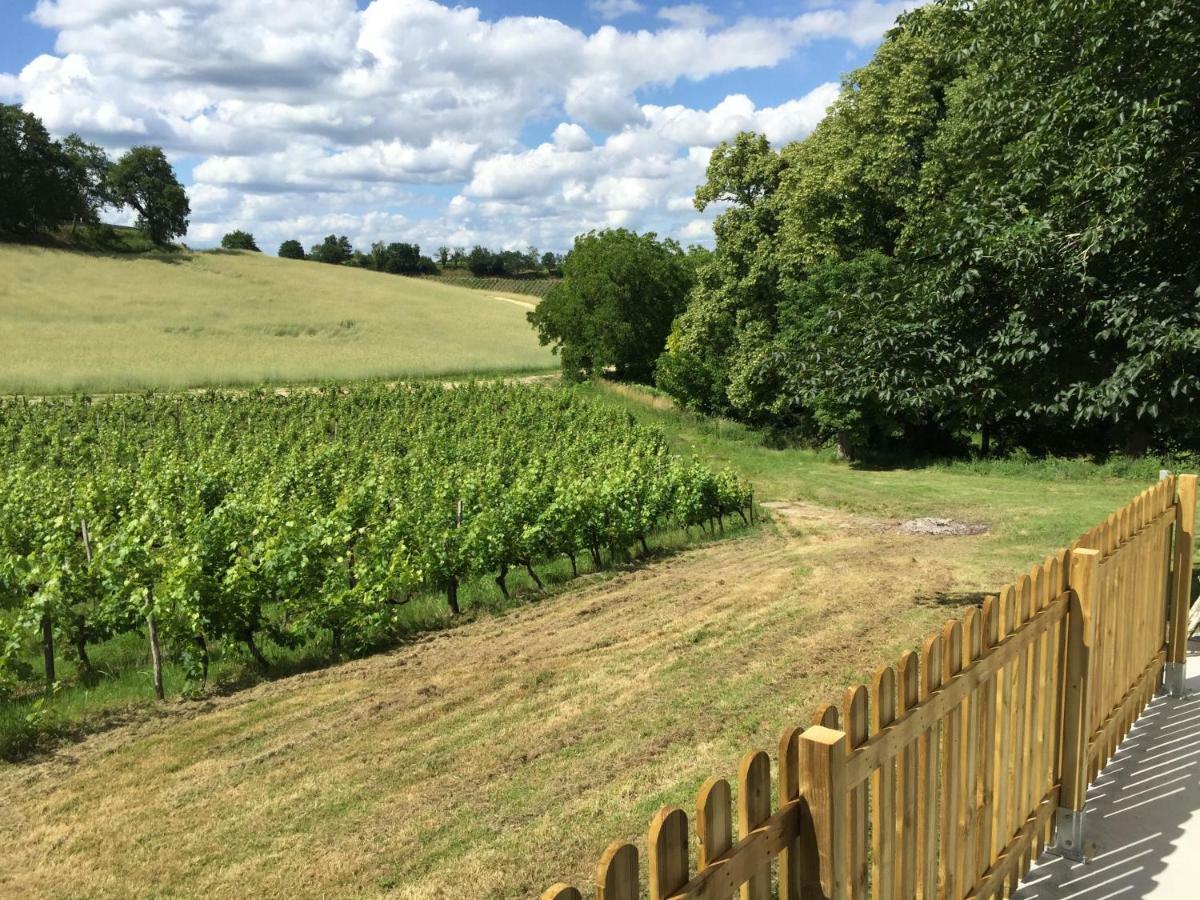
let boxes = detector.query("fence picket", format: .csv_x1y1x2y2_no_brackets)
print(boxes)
897,651,920,900
597,841,639,900
938,619,964,899
649,807,690,900
737,751,771,900
777,726,804,900
918,632,943,900
843,686,869,900
869,665,897,899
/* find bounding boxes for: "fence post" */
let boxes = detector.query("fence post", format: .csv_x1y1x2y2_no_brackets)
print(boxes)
1051,547,1099,861
799,725,848,900
1167,474,1196,697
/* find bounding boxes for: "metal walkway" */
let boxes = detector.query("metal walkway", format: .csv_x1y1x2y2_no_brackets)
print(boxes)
1016,638,1200,900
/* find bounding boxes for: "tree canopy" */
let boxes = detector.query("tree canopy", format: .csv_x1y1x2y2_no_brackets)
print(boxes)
657,0,1200,457
277,239,306,259
529,229,694,382
221,230,260,251
107,146,190,245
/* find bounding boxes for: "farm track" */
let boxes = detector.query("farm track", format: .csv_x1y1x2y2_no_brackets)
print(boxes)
0,503,987,898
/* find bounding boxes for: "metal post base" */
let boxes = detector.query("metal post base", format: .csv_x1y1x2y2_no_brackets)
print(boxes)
1165,661,1189,698
1049,807,1087,861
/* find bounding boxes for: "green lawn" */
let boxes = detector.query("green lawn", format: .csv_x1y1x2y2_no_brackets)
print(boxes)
581,381,1188,572
0,243,555,393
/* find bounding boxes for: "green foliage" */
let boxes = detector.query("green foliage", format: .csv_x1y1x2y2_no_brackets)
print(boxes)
220,230,260,252
309,234,353,265
0,104,75,235
659,0,1200,457
530,229,695,382
59,134,114,229
0,384,750,706
277,239,306,260
359,241,437,275
107,146,190,245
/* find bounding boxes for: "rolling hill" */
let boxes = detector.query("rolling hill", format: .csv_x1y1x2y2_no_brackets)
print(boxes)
0,244,554,393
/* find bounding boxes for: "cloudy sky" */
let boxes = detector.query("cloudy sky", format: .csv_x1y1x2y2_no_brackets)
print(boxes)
0,0,912,254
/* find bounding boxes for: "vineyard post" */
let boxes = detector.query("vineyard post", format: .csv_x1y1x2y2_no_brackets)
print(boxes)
40,612,55,688
146,587,165,701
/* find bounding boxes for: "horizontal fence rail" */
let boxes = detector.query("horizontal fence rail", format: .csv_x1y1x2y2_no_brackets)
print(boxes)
541,475,1197,900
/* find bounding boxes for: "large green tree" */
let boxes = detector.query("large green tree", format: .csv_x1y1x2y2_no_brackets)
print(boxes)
658,4,965,427
0,104,75,235
529,229,694,382
903,0,1200,453
60,134,114,232
659,0,1200,456
107,146,190,244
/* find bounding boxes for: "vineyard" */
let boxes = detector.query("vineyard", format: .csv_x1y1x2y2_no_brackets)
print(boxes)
426,273,559,298
0,382,750,710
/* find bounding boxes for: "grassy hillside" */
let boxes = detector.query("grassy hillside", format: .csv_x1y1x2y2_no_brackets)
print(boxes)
0,244,555,393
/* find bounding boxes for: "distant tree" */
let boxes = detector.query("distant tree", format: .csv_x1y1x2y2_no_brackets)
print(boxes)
221,229,260,251
540,251,559,273
278,239,305,259
107,146,190,244
417,255,439,275
310,234,353,265
449,247,466,268
436,245,450,267
467,245,499,276
529,228,695,382
59,134,113,232
0,104,74,235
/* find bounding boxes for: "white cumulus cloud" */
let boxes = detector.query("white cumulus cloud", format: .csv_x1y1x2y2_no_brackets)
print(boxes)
0,0,917,251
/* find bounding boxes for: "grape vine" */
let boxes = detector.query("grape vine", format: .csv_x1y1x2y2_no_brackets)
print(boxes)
0,382,751,696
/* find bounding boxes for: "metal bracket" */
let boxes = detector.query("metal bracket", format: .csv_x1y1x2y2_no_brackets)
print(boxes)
1165,661,1190,698
1049,807,1088,861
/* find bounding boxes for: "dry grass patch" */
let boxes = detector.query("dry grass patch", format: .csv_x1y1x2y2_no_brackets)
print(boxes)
1,506,998,898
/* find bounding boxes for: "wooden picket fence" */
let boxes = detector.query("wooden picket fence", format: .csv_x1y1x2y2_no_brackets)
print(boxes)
542,475,1197,900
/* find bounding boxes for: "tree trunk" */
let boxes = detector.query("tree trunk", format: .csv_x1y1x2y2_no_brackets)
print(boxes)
522,558,544,590
74,633,91,672
495,564,510,599
41,614,55,688
1124,425,1151,457
244,631,269,670
590,541,603,569
147,614,165,700
567,552,578,578
194,634,210,689
639,535,650,555
331,625,342,654
835,430,854,461
980,421,992,457
447,576,461,615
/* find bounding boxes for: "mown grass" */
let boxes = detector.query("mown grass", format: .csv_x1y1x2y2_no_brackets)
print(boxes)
580,380,1191,570
0,243,555,393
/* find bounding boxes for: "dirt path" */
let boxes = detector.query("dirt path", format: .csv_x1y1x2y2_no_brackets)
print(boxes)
0,508,987,899
490,295,537,310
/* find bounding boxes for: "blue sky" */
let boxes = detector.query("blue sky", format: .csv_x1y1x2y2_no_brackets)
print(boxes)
0,1,908,252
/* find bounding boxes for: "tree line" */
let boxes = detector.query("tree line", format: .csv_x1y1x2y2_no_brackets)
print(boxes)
1,104,190,244
272,234,563,277
533,0,1199,459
